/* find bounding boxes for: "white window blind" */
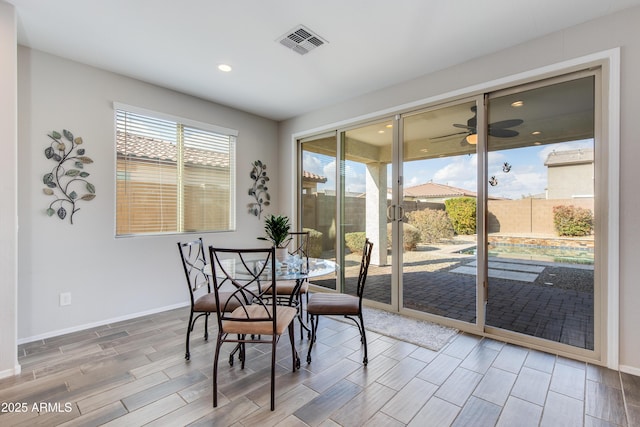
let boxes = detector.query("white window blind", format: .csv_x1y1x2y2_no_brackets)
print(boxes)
115,107,236,236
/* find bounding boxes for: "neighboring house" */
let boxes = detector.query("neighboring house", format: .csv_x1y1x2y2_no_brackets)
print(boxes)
402,181,477,203
302,170,327,194
544,148,595,199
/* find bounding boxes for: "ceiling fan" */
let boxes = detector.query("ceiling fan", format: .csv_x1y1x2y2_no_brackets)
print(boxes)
433,106,523,146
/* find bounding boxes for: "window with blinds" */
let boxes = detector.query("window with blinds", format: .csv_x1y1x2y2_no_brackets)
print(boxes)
115,106,236,236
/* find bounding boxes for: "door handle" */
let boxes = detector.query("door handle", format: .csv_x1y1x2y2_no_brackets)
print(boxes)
397,205,405,222
387,204,395,221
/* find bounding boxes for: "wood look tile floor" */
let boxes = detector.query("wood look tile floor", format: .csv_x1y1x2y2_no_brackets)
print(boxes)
2,307,639,426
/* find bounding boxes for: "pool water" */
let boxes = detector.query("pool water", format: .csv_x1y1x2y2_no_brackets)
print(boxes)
459,243,594,265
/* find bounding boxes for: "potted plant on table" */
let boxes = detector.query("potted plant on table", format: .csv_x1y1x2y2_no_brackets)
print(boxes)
258,214,291,261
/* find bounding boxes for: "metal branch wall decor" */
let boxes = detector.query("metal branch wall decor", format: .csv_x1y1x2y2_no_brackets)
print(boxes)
248,160,270,219
42,129,96,224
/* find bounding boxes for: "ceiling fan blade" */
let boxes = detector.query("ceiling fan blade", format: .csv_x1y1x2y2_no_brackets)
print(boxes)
430,130,468,140
489,118,523,129
489,128,519,138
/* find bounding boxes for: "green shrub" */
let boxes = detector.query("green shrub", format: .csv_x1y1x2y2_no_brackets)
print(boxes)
303,227,323,257
406,208,454,243
445,197,476,235
345,232,367,254
386,223,422,250
553,205,593,237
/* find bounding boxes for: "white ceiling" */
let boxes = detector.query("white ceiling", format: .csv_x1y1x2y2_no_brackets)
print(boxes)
8,0,640,121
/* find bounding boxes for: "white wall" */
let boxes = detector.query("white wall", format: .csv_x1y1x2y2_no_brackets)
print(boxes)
279,7,640,372
0,1,19,378
17,48,279,340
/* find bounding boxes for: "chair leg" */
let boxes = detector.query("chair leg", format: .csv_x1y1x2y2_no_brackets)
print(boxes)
186,312,210,360
306,314,319,364
298,292,304,340
296,292,311,341
212,333,223,407
240,335,246,369
185,310,195,360
288,322,300,370
270,338,277,411
358,313,368,366
203,313,209,341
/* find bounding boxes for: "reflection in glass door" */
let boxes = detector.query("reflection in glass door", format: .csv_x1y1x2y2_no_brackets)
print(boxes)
341,120,393,303
399,100,480,324
300,133,338,290
485,75,596,350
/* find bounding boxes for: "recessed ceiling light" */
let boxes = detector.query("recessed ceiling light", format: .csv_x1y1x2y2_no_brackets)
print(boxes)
378,130,385,134
386,124,393,128
531,131,541,135
511,100,524,107
534,141,542,145
218,64,232,72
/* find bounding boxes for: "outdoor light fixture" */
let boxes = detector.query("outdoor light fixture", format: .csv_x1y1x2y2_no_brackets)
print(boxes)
466,134,478,144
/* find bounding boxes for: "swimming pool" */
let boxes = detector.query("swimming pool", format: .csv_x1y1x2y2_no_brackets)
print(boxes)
458,242,594,265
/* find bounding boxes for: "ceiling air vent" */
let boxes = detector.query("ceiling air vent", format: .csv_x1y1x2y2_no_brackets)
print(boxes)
277,25,327,55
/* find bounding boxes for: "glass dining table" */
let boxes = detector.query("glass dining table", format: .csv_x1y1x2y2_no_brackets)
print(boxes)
212,256,338,334
212,256,337,283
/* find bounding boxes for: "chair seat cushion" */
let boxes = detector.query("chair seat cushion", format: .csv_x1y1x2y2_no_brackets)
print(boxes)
264,280,308,296
307,293,360,316
222,305,298,336
193,292,241,313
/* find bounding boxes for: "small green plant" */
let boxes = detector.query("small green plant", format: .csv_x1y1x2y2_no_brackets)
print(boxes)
406,208,454,243
445,197,476,235
303,227,323,257
257,214,290,247
345,232,367,254
553,205,593,237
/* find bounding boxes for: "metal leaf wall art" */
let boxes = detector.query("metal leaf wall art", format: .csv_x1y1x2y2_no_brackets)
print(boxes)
42,129,96,224
248,160,270,219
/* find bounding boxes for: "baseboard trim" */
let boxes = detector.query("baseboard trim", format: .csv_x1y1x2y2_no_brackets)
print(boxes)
619,364,640,377
17,302,189,345
0,364,21,380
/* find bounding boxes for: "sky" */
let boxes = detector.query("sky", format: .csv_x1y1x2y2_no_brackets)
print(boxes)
303,139,594,200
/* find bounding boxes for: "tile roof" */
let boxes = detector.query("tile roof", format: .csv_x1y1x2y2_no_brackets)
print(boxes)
403,181,477,198
116,132,229,167
302,170,327,183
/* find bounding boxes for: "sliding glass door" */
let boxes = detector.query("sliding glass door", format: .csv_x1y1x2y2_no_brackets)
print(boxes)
398,100,481,325
485,74,597,351
299,69,603,358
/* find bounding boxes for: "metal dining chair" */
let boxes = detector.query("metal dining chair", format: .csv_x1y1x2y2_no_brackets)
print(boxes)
177,238,216,361
177,238,243,362
208,246,301,411
306,238,373,365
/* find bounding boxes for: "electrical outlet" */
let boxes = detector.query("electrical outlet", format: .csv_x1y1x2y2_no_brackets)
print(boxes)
59,292,71,306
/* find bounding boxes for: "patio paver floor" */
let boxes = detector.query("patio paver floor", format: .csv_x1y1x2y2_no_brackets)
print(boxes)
313,251,594,350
